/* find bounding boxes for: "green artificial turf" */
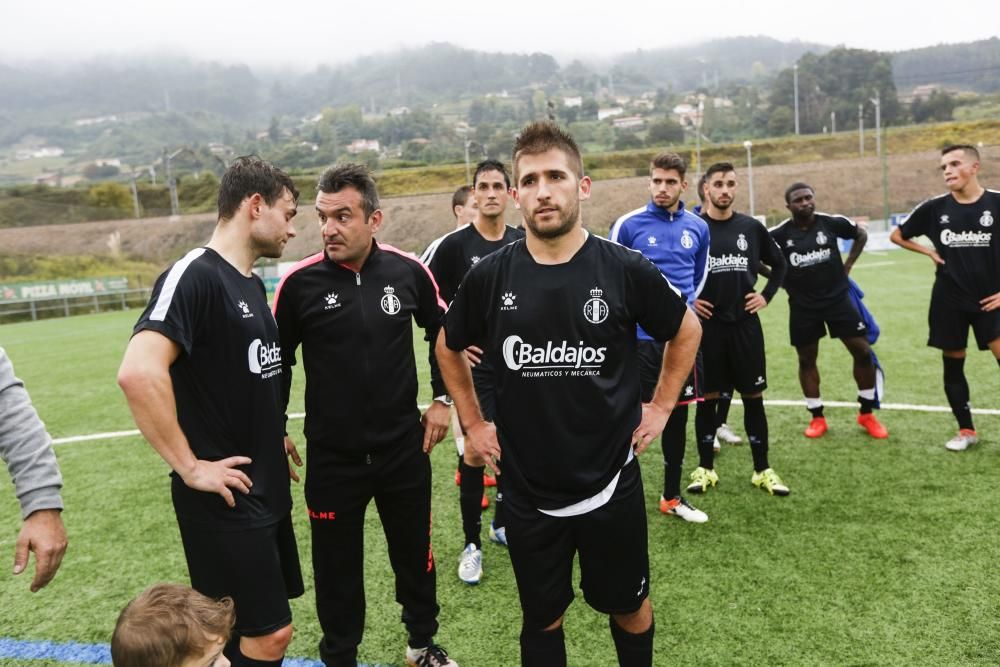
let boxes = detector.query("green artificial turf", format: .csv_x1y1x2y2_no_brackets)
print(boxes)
0,249,997,665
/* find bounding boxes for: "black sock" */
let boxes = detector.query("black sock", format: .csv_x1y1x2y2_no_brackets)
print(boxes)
520,625,567,667
943,357,975,431
743,396,770,472
694,398,718,469
858,396,876,415
609,616,654,667
661,406,687,499
227,642,283,667
808,405,824,418
717,392,732,425
459,460,484,548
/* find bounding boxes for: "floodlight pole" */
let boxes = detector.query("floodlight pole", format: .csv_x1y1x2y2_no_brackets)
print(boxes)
744,140,754,218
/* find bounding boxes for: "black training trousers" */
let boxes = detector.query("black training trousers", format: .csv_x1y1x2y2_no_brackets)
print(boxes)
306,423,440,667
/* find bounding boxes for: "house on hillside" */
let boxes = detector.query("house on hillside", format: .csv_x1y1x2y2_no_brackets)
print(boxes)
348,139,381,154
598,106,624,121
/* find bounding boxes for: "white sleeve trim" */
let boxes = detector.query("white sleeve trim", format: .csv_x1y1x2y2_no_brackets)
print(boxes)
149,248,206,322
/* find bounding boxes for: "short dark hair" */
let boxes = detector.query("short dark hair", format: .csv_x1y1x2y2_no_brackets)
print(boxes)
473,159,511,189
317,163,380,219
112,584,235,667
650,152,687,178
696,173,708,202
941,144,980,161
451,185,473,215
217,155,298,222
512,121,584,182
704,162,736,180
784,182,814,203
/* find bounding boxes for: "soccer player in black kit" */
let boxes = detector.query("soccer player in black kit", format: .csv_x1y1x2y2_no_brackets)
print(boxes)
437,122,701,667
118,156,303,667
272,164,458,667
890,144,1000,451
421,160,524,584
770,183,889,440
688,162,791,497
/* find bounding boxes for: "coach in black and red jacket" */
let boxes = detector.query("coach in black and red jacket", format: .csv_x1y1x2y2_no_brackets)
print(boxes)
273,163,459,667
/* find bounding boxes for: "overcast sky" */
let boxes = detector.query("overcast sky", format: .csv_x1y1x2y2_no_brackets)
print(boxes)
2,1,997,69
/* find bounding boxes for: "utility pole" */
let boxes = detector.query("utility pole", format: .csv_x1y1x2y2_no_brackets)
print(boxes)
858,104,864,158
831,111,836,134
695,98,704,175
793,64,800,135
872,91,882,157
129,168,141,219
744,141,755,217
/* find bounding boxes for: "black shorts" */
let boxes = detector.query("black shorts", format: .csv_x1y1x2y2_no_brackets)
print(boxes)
928,281,1000,351
788,296,868,347
177,514,304,637
701,317,768,395
637,340,702,405
503,461,649,629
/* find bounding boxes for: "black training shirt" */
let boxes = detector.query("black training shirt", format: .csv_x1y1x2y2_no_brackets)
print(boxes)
770,213,860,308
697,211,786,323
133,248,291,529
273,241,446,471
421,223,525,305
442,233,688,510
899,189,1000,309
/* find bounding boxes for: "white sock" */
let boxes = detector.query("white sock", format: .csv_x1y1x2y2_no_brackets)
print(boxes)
805,397,823,410
858,388,876,400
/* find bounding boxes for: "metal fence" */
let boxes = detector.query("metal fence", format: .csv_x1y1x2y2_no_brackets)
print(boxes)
0,288,153,324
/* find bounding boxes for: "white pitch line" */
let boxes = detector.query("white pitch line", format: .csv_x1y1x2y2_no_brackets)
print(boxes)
50,402,999,446
851,261,896,269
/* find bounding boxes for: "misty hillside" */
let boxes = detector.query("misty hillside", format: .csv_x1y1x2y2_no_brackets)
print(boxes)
3,36,998,134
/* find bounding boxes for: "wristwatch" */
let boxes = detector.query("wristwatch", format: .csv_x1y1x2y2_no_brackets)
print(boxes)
433,394,454,406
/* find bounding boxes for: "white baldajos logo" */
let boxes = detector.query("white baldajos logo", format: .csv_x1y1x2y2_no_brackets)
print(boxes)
380,285,401,315
940,229,992,247
502,335,607,372
583,287,609,324
248,339,282,379
736,233,748,251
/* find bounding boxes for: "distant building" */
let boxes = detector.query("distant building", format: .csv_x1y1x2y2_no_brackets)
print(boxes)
348,139,381,154
598,106,624,121
15,147,64,161
612,116,645,129
563,96,582,108
94,158,121,168
73,115,118,127
388,106,411,116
